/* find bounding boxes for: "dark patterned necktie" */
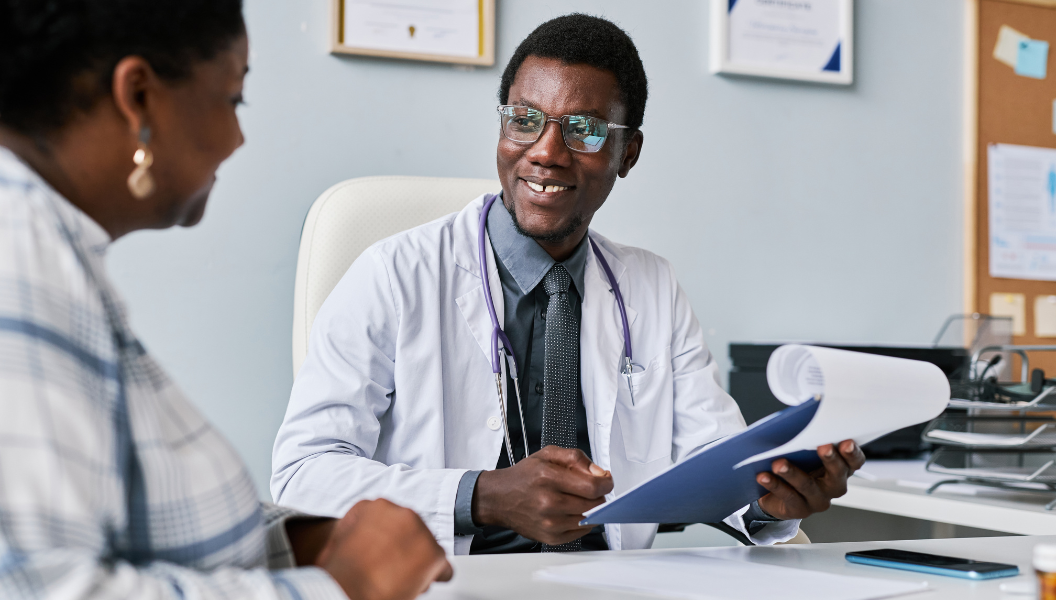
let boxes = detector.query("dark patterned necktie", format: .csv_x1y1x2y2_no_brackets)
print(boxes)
540,264,582,552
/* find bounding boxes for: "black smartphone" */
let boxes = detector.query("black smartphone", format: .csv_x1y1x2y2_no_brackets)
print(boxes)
845,548,1020,580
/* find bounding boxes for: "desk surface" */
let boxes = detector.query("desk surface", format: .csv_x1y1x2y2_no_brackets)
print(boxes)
426,535,1048,600
837,459,1056,534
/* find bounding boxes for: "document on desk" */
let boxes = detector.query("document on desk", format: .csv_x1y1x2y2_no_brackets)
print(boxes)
582,345,949,525
535,554,928,600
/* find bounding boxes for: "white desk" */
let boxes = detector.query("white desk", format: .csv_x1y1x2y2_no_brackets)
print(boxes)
425,535,1049,600
835,460,1056,535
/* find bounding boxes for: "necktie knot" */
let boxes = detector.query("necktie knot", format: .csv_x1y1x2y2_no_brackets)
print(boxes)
543,264,571,297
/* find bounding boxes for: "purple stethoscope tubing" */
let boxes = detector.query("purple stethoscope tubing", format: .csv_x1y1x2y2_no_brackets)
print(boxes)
478,193,633,374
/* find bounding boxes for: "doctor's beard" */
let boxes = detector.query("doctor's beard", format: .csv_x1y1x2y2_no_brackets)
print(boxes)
504,199,584,244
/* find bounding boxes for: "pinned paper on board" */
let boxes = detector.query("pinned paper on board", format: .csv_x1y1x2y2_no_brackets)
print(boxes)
994,25,1029,67
993,25,1050,79
1037,295,1056,337
1017,39,1050,79
991,293,1027,336
988,144,1056,281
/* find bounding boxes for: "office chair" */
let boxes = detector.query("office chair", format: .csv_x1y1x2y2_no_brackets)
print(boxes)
292,175,500,376
292,175,809,547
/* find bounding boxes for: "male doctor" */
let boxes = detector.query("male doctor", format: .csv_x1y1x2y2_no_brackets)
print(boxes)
272,14,865,555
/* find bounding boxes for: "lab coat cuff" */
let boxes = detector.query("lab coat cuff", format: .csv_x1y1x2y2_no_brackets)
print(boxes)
723,505,800,546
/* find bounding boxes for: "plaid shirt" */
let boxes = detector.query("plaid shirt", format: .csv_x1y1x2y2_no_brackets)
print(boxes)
0,147,345,599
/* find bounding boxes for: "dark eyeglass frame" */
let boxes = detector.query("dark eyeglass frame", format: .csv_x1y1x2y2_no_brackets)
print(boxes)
496,105,630,153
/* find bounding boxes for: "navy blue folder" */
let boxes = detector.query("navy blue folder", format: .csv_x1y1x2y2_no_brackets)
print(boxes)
582,399,823,525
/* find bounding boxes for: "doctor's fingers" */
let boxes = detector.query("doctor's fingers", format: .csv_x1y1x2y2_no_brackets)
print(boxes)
839,440,866,471
543,464,614,500
816,444,853,492
536,445,607,477
769,460,830,512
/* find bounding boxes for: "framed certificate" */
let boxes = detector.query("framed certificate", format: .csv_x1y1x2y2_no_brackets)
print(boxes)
332,0,495,66
709,0,853,85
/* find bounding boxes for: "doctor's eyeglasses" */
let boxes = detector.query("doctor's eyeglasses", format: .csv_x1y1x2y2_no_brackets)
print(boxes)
497,105,629,153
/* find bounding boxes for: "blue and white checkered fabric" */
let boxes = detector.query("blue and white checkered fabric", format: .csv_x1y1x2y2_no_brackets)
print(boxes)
0,147,344,599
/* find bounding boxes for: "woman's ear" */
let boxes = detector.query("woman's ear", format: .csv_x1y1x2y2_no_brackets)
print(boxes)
110,56,160,137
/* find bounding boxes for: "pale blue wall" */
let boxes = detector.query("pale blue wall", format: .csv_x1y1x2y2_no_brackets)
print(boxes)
108,0,965,495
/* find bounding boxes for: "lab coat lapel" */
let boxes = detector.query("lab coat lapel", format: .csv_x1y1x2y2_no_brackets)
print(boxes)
580,234,637,466
453,196,506,381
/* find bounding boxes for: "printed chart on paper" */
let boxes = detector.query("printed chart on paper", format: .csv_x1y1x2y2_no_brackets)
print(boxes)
989,143,1056,281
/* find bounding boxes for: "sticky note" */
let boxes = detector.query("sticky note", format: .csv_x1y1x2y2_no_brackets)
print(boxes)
995,25,1029,68
1037,295,1056,337
991,292,1026,336
1016,39,1049,79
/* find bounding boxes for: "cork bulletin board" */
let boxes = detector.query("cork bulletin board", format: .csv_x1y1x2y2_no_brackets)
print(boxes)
968,0,1056,377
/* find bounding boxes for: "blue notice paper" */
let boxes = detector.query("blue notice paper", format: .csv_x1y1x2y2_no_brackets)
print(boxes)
1016,39,1049,79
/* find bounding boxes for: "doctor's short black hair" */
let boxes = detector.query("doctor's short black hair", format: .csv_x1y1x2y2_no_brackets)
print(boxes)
498,14,648,132
0,0,245,135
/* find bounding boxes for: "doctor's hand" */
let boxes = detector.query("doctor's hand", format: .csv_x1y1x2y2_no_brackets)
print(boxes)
473,446,613,545
310,498,453,600
755,439,866,521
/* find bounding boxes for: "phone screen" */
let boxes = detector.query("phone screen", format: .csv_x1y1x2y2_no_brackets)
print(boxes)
847,549,1015,573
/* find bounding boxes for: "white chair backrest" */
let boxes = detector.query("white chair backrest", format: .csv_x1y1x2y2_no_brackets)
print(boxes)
292,175,500,376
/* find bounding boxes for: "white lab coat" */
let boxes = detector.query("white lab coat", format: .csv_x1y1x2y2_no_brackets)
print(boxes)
272,194,800,554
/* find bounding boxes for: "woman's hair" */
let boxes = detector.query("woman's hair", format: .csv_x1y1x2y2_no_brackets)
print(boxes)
0,0,245,135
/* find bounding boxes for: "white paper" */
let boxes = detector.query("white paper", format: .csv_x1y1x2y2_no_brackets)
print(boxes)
728,0,843,72
343,0,480,58
738,345,949,467
988,143,1056,281
994,25,1029,68
534,554,928,600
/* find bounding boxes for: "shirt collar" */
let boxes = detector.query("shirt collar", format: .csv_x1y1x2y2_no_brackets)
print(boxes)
486,193,589,296
0,145,111,255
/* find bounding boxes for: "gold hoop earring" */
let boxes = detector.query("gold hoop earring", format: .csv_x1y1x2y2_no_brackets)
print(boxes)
127,127,155,200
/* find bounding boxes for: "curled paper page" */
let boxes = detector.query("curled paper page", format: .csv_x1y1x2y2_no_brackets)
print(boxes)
735,345,950,468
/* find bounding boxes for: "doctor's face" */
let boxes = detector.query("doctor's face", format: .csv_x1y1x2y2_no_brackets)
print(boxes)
496,56,642,254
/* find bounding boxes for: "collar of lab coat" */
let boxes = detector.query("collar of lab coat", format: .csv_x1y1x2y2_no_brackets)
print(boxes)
452,194,639,453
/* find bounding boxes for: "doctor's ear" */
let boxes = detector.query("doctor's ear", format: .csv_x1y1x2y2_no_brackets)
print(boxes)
617,130,643,178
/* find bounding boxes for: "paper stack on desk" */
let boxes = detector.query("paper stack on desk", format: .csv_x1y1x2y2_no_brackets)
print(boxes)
582,345,950,526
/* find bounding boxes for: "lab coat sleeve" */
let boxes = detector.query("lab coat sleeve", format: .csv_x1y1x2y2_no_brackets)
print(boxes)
271,249,467,554
662,259,800,545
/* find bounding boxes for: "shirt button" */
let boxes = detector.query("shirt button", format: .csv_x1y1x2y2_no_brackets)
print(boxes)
487,416,501,431
540,310,547,320
535,382,544,395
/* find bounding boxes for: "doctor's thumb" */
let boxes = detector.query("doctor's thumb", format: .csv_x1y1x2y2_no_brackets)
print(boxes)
588,463,610,478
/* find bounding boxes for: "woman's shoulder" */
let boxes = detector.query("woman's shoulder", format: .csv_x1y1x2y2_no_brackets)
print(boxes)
0,162,111,347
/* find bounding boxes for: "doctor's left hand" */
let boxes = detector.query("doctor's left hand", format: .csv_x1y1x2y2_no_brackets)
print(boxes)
755,439,866,521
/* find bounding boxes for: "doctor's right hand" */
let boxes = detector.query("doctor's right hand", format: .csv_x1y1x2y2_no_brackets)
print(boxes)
472,446,613,545
312,498,453,600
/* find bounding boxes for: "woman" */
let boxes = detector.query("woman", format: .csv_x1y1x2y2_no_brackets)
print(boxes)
0,1,451,599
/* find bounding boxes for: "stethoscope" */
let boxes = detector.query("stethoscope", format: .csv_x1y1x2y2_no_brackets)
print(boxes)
478,193,636,466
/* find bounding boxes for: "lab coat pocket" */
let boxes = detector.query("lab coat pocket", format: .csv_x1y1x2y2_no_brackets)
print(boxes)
613,348,674,464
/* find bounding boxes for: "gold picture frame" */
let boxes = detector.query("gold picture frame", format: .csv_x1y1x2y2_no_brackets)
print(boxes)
332,0,495,66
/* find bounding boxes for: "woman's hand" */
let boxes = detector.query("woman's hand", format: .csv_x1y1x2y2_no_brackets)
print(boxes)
289,499,453,600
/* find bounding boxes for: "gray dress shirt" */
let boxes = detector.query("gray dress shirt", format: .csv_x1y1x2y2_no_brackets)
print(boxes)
454,196,778,552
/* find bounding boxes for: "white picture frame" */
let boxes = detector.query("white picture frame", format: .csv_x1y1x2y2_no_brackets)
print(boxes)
331,0,495,66
709,0,853,85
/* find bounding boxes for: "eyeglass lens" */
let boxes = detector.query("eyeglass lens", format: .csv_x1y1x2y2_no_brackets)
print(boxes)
500,106,610,153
